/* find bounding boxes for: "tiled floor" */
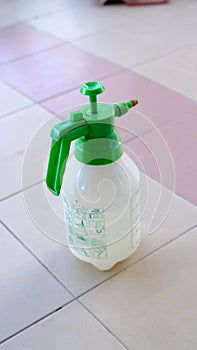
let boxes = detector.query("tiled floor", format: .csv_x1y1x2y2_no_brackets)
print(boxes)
0,0,196,349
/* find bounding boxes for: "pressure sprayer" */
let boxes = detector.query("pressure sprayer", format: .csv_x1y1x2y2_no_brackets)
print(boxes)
46,81,140,270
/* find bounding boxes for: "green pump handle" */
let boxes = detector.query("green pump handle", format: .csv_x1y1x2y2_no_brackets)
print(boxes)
46,81,104,196
46,116,89,196
46,81,138,196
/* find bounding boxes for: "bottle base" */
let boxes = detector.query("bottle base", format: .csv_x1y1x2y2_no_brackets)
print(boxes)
69,239,141,271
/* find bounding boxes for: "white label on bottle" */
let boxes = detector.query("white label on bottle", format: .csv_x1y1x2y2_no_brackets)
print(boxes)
64,199,107,259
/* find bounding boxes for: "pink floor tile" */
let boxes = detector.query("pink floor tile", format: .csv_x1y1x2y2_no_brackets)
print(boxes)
0,44,122,102
42,70,196,136
0,23,62,64
126,111,197,205
43,89,87,116
101,71,197,123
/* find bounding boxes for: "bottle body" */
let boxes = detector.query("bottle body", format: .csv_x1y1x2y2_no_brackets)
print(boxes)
62,153,140,270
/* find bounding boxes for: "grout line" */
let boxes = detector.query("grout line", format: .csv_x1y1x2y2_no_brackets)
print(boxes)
70,41,197,106
1,170,196,217
77,225,197,350
126,224,197,268
0,220,74,297
78,299,130,350
0,80,69,120
0,296,129,350
71,34,196,80
0,2,96,31
0,76,195,124
144,106,197,130
130,69,197,105
121,109,197,208
36,66,125,104
0,179,45,202
28,4,157,47
0,103,34,121
140,170,197,210
0,41,66,67
0,80,42,104
122,104,196,147
74,226,197,302
0,6,71,31
0,222,196,345
0,20,26,30
37,67,125,105
129,42,196,72
0,303,73,345
1,65,124,106
0,67,125,120
1,62,195,123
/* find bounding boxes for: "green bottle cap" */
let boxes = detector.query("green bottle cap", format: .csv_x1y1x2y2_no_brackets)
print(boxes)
46,81,138,195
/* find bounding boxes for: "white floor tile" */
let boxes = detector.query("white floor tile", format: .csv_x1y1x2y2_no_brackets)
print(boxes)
73,2,197,68
0,0,93,28
133,45,197,101
29,6,129,42
0,173,196,296
80,226,197,350
0,223,72,343
0,105,59,200
0,301,125,350
0,82,32,118
0,182,123,296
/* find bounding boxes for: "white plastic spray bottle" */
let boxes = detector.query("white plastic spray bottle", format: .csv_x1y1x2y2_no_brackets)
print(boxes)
46,81,140,270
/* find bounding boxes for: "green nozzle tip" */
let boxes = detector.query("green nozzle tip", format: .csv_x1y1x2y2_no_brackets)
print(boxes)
130,99,138,107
